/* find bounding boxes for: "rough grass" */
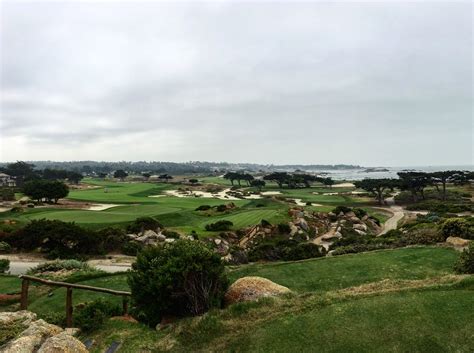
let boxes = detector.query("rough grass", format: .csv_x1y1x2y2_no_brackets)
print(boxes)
86,275,474,353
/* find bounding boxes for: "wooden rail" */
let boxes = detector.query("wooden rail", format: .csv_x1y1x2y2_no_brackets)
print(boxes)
19,275,131,327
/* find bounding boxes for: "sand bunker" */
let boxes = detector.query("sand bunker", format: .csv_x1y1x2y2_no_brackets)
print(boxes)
261,191,282,196
165,189,241,201
148,195,166,198
86,204,120,211
333,182,355,188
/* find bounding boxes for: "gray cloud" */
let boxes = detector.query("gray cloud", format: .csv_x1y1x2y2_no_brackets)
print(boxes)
0,0,472,166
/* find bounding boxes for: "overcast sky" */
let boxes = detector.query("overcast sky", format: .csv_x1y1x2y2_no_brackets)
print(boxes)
0,0,472,166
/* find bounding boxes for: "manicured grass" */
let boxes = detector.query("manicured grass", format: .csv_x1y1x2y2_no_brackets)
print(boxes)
221,284,474,353
229,247,459,293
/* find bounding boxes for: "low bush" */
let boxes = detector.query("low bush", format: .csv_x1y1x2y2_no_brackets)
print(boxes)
205,220,233,231
441,218,474,240
74,299,121,332
0,259,10,273
406,201,472,214
26,260,105,282
332,206,351,215
0,241,11,253
215,205,228,212
277,223,291,235
163,230,181,239
96,227,127,253
195,205,212,211
353,208,368,219
406,227,444,244
454,242,474,274
282,243,325,261
128,240,228,326
121,241,144,256
8,219,101,259
127,217,162,234
248,239,325,262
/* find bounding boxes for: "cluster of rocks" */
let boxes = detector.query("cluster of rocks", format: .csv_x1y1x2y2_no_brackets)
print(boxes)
1,311,87,353
126,228,193,246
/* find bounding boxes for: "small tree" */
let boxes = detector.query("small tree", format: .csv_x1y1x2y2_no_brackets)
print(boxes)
250,179,266,191
114,170,128,181
128,240,228,326
354,179,399,205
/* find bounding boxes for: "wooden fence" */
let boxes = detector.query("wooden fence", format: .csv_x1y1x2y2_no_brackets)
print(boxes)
19,275,131,327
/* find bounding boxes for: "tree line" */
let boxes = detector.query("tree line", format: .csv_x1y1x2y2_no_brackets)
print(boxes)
355,170,473,205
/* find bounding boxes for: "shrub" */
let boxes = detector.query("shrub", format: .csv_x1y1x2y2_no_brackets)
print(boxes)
205,220,233,231
128,240,228,326
260,219,271,227
0,259,9,273
28,259,94,274
121,241,144,256
195,205,212,211
162,230,180,239
277,223,291,235
127,217,162,234
332,206,351,215
74,299,121,332
441,218,473,240
353,208,368,219
215,204,227,212
406,227,445,244
454,242,474,274
9,219,101,259
0,241,11,253
96,227,127,252
283,243,325,261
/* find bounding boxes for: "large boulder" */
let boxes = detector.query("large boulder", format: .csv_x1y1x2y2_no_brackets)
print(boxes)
446,236,471,250
225,276,291,305
37,332,88,353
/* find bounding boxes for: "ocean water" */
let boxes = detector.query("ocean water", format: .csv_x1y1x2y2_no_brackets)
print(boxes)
305,165,474,181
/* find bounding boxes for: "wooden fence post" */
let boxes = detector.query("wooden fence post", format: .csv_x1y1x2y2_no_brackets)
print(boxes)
66,287,73,327
20,279,29,310
122,296,129,316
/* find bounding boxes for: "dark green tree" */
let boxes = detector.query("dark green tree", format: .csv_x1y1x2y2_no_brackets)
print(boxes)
354,178,399,205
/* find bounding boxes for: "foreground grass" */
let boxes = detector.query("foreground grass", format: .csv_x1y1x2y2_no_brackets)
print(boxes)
87,276,474,353
229,246,459,293
12,247,458,316
1,247,470,352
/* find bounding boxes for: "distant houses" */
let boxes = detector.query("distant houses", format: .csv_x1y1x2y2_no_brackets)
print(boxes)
0,173,16,187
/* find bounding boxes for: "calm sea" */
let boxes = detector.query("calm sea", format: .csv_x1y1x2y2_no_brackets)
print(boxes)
305,165,474,181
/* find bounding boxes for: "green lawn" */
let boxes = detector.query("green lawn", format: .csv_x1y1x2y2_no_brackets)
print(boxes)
219,283,474,353
229,247,459,293
17,247,459,317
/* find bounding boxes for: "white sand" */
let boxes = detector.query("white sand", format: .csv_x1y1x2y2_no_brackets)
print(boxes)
148,195,167,198
87,204,120,211
290,198,323,207
0,207,11,213
165,189,241,201
261,191,282,195
333,182,355,188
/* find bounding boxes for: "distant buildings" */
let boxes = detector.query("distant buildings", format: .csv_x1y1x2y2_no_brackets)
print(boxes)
0,173,16,187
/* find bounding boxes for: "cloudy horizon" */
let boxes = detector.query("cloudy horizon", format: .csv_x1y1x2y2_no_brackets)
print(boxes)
1,1,472,166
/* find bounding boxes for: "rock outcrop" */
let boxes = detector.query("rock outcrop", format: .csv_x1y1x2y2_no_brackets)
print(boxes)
0,311,87,353
224,276,291,305
446,236,471,251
